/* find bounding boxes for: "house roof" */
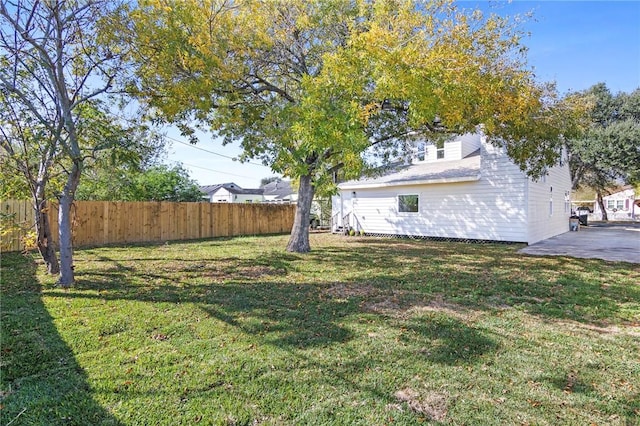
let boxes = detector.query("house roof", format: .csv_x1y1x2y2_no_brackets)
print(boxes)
339,149,481,190
200,183,225,196
603,185,637,198
262,180,295,199
200,183,264,196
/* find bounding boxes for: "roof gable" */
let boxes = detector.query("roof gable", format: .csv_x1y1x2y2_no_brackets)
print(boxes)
262,180,294,198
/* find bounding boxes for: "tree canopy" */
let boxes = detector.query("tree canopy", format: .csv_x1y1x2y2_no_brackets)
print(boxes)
565,83,640,219
1,0,127,284
122,0,577,252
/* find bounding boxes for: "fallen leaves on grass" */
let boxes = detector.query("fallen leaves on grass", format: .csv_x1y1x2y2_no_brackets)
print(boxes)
151,333,168,341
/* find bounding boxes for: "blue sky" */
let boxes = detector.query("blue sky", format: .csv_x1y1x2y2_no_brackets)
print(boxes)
465,0,640,94
170,0,640,188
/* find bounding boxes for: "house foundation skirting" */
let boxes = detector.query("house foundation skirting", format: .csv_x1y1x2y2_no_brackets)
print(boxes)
351,232,523,245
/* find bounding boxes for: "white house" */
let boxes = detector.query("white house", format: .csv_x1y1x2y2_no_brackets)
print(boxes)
262,180,297,204
332,133,572,244
593,186,639,221
200,183,264,203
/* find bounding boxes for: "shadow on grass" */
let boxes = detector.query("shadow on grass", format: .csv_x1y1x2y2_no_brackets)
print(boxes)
0,253,121,426
18,236,639,423
59,237,638,353
401,314,498,365
310,238,640,326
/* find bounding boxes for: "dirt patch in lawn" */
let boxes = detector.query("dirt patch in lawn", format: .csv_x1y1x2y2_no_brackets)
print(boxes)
323,285,481,321
323,282,379,298
365,292,480,321
394,387,450,421
203,265,286,281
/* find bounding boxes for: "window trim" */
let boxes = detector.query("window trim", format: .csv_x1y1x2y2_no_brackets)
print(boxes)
398,194,419,213
416,142,426,161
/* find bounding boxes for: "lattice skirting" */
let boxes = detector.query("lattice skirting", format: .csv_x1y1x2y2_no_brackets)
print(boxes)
350,232,522,245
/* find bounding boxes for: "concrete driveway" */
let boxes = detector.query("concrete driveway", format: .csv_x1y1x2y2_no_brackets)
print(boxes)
519,222,640,264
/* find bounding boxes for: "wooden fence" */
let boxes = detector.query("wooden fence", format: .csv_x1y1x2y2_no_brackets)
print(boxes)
1,200,296,252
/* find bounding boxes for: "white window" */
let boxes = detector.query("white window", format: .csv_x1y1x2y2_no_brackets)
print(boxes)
607,199,625,211
416,142,426,161
398,194,419,213
436,147,445,159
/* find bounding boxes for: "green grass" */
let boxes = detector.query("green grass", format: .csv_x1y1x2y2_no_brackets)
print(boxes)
1,234,639,425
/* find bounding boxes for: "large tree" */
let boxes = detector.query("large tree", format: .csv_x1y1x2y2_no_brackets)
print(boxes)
124,0,572,252
1,0,126,285
121,164,204,202
566,83,640,220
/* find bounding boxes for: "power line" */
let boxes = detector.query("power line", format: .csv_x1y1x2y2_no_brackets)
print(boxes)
180,161,261,179
117,114,268,168
163,133,268,167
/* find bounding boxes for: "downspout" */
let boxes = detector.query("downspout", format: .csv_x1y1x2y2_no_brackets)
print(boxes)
340,192,344,231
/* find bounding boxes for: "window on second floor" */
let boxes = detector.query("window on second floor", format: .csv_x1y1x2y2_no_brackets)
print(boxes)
416,141,426,161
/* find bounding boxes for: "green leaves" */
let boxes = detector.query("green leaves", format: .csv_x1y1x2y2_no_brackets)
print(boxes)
122,0,588,249
126,0,562,186
566,83,640,190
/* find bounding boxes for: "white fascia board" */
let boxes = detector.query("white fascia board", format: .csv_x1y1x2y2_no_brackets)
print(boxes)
339,174,481,190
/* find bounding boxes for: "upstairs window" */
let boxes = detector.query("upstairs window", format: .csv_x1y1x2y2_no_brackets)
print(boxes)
416,142,426,161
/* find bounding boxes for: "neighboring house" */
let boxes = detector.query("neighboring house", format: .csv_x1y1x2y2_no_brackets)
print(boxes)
200,182,264,203
592,186,639,221
261,179,331,227
332,133,572,244
262,180,297,203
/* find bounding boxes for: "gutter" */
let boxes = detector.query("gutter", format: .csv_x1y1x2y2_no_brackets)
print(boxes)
339,174,481,190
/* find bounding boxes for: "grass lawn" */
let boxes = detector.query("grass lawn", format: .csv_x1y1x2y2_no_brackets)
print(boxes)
1,233,639,425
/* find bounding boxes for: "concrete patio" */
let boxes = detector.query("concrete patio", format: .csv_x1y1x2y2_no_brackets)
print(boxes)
519,222,640,264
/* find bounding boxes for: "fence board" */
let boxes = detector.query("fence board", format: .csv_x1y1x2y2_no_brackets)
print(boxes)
1,200,295,252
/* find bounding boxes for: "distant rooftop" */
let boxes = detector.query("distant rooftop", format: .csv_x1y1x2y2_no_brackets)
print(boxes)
200,182,264,196
262,180,295,199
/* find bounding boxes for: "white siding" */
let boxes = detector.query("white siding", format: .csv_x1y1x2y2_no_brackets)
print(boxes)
339,139,530,242
419,140,459,162
526,159,572,244
443,140,460,161
210,188,233,203
414,134,480,163
209,189,263,203
334,134,571,244
460,133,482,158
239,193,264,203
594,188,637,221
342,177,527,242
332,192,355,230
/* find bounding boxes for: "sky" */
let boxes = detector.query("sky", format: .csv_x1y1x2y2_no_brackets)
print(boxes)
166,0,640,189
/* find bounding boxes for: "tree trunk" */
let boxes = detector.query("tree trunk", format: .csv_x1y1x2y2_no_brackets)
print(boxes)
286,174,314,253
34,199,60,274
596,191,608,221
57,161,81,287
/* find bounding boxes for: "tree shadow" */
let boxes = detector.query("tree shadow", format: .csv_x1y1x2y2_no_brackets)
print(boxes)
24,236,639,423
400,314,498,365
65,238,638,352
1,253,122,425
309,238,640,327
